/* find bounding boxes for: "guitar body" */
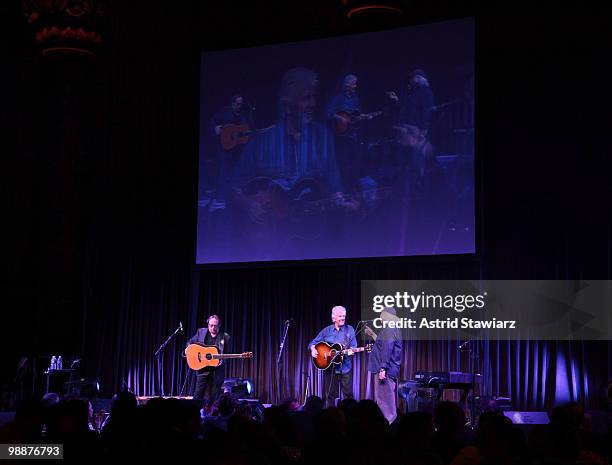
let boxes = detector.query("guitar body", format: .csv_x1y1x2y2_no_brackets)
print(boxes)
239,177,327,241
240,177,291,223
334,111,354,135
312,341,373,371
312,342,344,371
185,344,254,371
238,177,391,244
185,344,223,370
221,124,250,150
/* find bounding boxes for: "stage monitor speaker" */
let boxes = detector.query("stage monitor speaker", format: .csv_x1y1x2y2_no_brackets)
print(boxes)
222,378,254,398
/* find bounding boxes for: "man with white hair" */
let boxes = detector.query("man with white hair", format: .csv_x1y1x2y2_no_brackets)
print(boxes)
308,305,357,408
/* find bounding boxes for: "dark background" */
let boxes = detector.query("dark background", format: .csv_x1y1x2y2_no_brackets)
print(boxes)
2,3,611,408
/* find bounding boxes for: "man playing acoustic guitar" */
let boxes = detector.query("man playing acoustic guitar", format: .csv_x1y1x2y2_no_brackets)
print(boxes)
309,306,357,408
226,67,358,261
211,94,255,204
186,314,231,402
327,74,382,191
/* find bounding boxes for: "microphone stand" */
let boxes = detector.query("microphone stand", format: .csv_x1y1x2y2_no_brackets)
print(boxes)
302,370,311,406
458,339,478,428
354,319,372,340
277,320,291,365
275,319,291,403
470,340,480,428
154,323,182,397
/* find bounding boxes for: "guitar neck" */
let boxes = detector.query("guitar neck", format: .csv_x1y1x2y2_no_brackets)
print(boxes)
248,125,275,135
306,187,392,209
214,353,248,359
356,111,383,120
341,346,368,355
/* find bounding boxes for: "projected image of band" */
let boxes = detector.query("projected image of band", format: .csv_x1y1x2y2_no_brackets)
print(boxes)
196,19,474,264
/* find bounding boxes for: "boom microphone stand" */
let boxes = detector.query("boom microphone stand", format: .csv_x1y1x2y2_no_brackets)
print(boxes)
458,339,479,427
154,322,183,397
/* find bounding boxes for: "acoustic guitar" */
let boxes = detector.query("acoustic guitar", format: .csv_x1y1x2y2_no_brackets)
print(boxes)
311,341,373,371
238,177,391,241
185,343,253,370
334,110,383,135
220,124,274,150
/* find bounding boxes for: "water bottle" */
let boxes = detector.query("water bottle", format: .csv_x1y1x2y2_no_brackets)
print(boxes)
57,356,63,370
50,356,57,371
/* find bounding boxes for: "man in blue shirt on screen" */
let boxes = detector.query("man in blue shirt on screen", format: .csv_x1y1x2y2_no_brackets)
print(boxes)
327,74,361,122
231,67,344,211
309,305,357,408
225,67,356,261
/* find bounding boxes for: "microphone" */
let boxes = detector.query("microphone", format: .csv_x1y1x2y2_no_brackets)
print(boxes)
359,318,377,323
179,322,183,332
284,318,294,325
458,340,472,350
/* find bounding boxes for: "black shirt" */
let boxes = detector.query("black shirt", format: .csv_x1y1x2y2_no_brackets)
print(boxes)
200,332,220,374
204,331,219,347
399,86,434,131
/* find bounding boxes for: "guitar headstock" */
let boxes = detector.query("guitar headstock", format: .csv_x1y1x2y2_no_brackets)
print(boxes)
364,343,374,353
242,352,254,359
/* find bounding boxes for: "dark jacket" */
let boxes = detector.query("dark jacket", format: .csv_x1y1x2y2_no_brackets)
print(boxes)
399,86,434,132
186,328,231,376
367,327,402,379
187,328,231,353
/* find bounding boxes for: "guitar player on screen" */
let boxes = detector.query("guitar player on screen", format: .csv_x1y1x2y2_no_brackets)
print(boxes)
327,73,385,191
309,306,357,408
225,67,358,260
186,314,231,402
211,94,254,202
327,74,365,190
211,94,255,141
